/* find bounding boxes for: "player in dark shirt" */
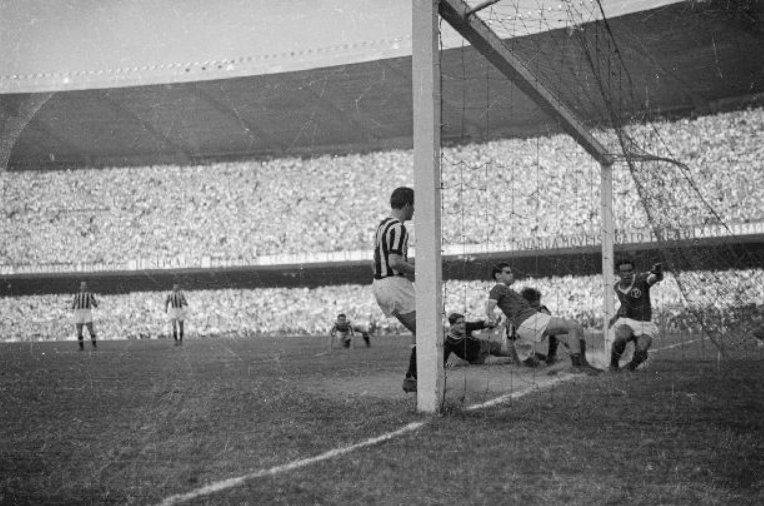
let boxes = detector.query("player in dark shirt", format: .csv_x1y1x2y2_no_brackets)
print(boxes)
517,287,561,367
330,314,355,348
487,263,600,374
443,313,508,365
608,259,664,371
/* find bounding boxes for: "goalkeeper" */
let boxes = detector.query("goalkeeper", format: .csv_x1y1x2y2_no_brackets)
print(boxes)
443,313,510,365
608,259,664,371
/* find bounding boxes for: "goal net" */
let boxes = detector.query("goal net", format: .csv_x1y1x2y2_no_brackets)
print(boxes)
430,0,764,378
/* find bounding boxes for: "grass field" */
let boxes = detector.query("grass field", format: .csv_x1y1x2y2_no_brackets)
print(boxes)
1,333,763,505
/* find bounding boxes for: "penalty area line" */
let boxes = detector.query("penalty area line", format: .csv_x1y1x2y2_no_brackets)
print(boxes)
155,421,426,506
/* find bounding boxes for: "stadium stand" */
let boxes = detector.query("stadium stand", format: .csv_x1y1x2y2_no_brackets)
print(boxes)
1,107,763,341
2,108,763,267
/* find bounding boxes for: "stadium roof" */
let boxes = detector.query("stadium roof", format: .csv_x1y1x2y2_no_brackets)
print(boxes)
1,0,763,170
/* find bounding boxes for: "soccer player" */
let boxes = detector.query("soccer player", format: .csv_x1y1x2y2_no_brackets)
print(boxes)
608,259,664,371
351,322,372,347
71,281,98,351
165,283,188,345
372,187,418,393
329,313,355,349
486,263,600,374
443,312,507,365
519,287,561,366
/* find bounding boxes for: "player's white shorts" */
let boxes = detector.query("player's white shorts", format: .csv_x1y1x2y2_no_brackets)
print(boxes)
613,317,659,339
168,308,186,322
74,309,93,325
515,312,552,344
372,276,415,317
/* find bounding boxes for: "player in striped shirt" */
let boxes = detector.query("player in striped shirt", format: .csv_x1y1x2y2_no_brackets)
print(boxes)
71,281,98,351
165,284,188,345
372,187,418,393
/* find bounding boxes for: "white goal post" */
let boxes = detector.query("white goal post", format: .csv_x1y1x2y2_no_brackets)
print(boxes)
411,0,616,413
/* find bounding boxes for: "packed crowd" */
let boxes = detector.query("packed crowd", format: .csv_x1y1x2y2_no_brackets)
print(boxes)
1,107,762,267
2,269,763,342
2,107,763,343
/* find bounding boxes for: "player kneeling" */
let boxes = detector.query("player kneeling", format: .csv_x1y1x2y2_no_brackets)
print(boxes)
330,314,355,349
609,260,664,371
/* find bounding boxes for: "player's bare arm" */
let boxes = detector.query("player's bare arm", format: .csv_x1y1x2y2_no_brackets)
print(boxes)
389,253,415,275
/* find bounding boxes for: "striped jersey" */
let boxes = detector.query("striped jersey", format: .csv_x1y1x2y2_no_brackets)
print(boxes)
72,292,97,310
166,291,188,309
373,217,409,279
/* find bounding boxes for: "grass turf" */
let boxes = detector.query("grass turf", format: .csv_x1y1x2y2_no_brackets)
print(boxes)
1,335,762,505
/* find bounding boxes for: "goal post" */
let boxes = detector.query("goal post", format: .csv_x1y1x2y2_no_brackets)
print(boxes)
412,0,619,412
412,0,445,413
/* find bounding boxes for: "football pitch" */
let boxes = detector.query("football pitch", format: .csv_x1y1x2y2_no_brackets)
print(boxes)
1,334,763,505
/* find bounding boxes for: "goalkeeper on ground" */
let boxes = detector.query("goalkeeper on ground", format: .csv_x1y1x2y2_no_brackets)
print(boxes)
443,312,509,365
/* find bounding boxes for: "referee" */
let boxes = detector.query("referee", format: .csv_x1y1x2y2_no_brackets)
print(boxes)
71,281,98,351
165,284,188,345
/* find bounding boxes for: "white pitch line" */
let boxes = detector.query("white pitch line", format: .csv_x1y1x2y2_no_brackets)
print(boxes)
158,339,702,505
465,374,577,411
156,421,426,506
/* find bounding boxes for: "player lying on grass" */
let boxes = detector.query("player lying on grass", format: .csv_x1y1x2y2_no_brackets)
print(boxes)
443,312,510,366
487,263,601,375
608,259,664,372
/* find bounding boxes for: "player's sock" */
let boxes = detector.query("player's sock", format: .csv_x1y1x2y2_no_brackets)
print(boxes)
627,349,649,370
406,346,417,379
546,336,559,364
610,340,626,369
173,331,177,341
362,332,370,347
91,336,97,348
78,335,84,351
570,353,583,367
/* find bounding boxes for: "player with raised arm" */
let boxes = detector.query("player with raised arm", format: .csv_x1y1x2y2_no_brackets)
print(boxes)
165,283,188,345
72,281,98,351
486,263,600,374
608,259,664,371
372,187,418,393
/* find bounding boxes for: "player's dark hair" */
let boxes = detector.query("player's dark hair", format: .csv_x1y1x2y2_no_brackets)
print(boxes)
520,287,541,304
390,187,414,209
491,262,511,280
448,312,465,325
616,258,635,270
337,313,346,318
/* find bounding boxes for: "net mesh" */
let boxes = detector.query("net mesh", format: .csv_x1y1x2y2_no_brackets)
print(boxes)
438,0,764,361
